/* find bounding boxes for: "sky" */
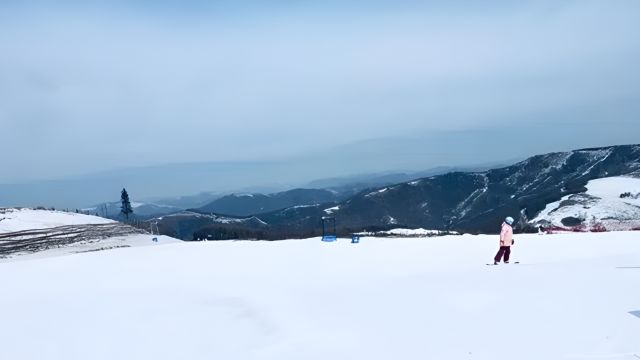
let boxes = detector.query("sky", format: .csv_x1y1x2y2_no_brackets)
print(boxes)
1,0,639,183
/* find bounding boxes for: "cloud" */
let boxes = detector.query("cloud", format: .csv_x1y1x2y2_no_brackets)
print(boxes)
0,0,638,182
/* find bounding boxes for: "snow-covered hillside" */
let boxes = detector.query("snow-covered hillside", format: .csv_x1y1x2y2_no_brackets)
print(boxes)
0,208,114,233
531,176,640,230
1,232,639,359
0,208,179,258
157,211,267,225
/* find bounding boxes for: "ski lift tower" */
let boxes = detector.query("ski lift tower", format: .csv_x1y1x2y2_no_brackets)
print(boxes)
150,221,160,242
321,216,337,242
150,221,159,235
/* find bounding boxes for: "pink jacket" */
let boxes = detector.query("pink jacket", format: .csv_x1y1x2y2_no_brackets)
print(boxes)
500,222,513,246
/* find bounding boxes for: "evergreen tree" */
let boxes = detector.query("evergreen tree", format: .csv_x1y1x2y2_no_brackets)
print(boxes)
120,188,134,220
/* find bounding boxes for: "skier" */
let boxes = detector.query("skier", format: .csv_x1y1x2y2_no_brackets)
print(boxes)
494,216,514,265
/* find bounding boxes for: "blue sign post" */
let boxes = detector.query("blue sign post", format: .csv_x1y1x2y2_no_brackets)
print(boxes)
321,216,337,242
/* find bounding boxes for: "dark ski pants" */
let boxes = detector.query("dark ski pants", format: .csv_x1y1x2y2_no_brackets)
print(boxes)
494,246,511,263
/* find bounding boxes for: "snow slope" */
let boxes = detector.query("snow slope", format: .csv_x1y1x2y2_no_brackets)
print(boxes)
4,233,181,261
588,177,640,207
531,176,640,230
0,208,114,233
1,232,639,359
0,208,180,259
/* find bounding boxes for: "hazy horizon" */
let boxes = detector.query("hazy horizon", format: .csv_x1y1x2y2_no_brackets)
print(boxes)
0,135,637,209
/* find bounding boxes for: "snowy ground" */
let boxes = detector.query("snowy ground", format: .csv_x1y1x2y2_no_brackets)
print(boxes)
1,232,640,359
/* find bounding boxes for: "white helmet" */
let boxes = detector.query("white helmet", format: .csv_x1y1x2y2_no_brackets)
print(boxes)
505,216,515,225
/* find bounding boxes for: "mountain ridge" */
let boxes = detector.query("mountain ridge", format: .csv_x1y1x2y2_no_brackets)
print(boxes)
153,144,640,239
